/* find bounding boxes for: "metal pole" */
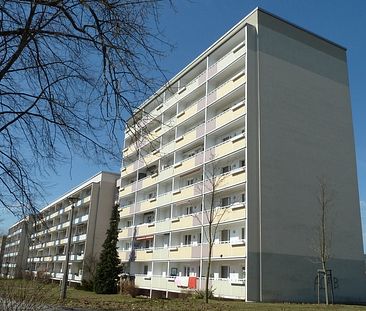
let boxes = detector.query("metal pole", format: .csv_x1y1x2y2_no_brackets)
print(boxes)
60,197,78,300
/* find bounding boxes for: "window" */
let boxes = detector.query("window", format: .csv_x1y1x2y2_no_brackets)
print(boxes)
148,192,156,199
127,220,132,227
221,266,230,278
221,230,230,242
184,266,191,277
241,193,245,202
145,213,154,223
241,227,245,240
170,268,178,276
187,178,194,186
143,265,148,275
222,135,231,142
145,239,151,248
184,235,192,245
185,206,194,215
240,160,245,167
222,165,231,174
221,197,231,207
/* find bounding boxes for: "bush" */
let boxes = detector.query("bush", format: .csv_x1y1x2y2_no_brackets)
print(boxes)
121,280,138,298
0,279,59,311
192,286,215,300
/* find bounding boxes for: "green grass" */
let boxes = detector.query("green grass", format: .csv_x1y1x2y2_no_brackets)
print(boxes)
1,279,365,311
63,287,366,311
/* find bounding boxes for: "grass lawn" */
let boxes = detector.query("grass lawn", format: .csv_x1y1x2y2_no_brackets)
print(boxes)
62,287,366,311
1,280,365,311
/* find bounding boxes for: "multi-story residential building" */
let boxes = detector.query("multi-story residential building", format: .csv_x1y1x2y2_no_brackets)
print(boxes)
27,171,119,284
1,217,33,278
117,8,365,302
0,235,7,276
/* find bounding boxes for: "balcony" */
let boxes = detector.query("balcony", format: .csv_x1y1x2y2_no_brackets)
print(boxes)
207,72,246,106
118,227,134,239
134,275,245,299
70,254,84,261
170,214,201,231
136,223,156,237
177,97,206,126
202,204,246,225
201,278,245,299
74,214,89,225
156,192,173,207
135,249,154,261
172,182,203,203
138,151,160,169
164,74,206,111
169,244,201,260
135,274,198,292
158,166,173,182
206,134,246,161
208,42,245,79
175,124,205,150
135,197,158,213
202,242,246,259
135,274,153,288
137,174,159,191
72,234,87,243
215,167,246,191
152,247,169,260
118,250,130,261
119,204,134,218
155,220,171,233
160,141,175,156
173,152,204,176
121,160,139,177
206,102,246,133
119,182,136,198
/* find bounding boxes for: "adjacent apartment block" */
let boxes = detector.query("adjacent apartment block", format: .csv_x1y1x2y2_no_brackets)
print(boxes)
0,235,6,273
117,8,365,302
1,218,33,278
27,171,119,283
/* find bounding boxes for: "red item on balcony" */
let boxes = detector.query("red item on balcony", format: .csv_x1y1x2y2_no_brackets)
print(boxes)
188,276,197,289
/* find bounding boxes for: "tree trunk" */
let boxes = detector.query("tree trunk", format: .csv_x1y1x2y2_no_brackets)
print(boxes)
205,243,212,304
322,262,329,305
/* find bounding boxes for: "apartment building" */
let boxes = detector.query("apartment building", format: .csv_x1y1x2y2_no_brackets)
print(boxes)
117,8,365,302
1,218,33,278
27,171,119,284
0,235,6,274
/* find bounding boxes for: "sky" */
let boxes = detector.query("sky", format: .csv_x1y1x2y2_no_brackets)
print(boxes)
1,0,366,248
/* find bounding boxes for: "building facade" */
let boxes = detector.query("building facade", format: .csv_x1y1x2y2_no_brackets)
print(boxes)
0,235,6,274
1,218,33,278
27,171,119,283
117,8,365,302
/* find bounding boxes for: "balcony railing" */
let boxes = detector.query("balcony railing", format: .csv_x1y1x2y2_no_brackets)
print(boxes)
134,274,245,298
207,71,246,106
208,42,245,79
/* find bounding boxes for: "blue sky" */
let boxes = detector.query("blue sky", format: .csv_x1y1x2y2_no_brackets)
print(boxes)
2,0,366,249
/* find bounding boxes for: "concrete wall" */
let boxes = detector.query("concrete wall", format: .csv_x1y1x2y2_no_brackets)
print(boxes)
248,9,365,302
83,172,118,281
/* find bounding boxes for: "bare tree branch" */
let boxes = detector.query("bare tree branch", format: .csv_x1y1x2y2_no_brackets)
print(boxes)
0,0,172,217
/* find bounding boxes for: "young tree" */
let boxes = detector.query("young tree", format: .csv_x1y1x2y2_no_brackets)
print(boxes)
314,177,334,305
94,204,121,294
0,0,172,217
200,164,230,303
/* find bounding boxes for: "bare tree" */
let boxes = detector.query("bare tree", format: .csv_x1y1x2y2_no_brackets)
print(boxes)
0,0,172,217
314,176,334,305
198,163,229,303
82,254,99,289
